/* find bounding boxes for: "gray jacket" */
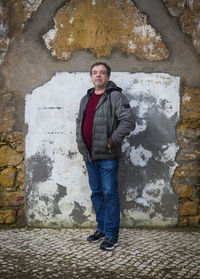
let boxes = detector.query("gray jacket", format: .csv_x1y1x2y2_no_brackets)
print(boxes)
76,81,135,162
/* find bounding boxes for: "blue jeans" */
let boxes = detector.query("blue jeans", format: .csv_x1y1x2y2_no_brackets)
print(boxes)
85,160,120,239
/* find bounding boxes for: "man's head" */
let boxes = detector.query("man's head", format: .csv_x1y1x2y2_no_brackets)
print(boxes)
90,62,111,90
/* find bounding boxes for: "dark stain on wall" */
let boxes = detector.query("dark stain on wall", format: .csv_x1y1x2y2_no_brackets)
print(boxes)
70,201,87,225
119,91,179,222
53,184,67,215
26,152,53,187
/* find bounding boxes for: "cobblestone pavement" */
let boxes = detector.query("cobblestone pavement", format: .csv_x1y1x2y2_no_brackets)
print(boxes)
0,228,200,279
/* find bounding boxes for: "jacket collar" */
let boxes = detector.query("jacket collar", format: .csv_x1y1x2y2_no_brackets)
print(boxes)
87,80,122,96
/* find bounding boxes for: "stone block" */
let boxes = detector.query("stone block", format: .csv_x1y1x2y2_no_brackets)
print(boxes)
179,201,197,216
0,210,16,224
16,170,25,187
1,131,24,152
3,130,23,143
0,167,16,187
179,87,200,129
184,154,197,160
189,215,200,226
174,168,191,178
0,191,24,207
178,217,188,227
175,185,193,198
0,145,23,167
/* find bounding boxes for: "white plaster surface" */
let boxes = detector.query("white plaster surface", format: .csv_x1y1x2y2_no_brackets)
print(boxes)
130,145,153,167
25,72,180,227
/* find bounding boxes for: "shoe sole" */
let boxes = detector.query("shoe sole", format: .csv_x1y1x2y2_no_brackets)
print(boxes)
100,242,119,250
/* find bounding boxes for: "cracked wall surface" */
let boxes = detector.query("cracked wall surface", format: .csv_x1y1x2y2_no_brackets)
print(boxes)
43,0,169,61
25,72,179,227
163,0,200,54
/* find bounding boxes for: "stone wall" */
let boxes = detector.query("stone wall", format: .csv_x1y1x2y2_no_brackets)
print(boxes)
0,89,25,226
0,0,43,66
163,0,200,54
0,0,199,228
173,86,200,227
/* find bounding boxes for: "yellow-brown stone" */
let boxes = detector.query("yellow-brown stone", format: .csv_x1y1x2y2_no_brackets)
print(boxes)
179,87,200,130
2,131,24,152
179,200,197,216
16,170,25,187
0,167,16,187
0,145,23,167
178,217,188,226
163,0,200,54
174,168,191,178
0,191,24,207
43,0,169,61
0,40,8,50
189,215,200,226
175,184,193,198
0,210,16,224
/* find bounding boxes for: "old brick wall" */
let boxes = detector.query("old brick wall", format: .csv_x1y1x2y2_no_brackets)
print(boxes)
0,0,199,227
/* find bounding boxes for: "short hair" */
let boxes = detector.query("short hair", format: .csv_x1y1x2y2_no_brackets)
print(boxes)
90,62,111,76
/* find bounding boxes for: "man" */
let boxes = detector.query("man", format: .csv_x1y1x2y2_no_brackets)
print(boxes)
76,62,135,250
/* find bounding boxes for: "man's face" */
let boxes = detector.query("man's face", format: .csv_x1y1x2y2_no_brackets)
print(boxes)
90,65,110,90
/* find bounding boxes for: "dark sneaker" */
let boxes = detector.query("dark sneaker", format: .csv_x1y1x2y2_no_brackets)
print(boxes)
100,237,119,250
87,231,105,243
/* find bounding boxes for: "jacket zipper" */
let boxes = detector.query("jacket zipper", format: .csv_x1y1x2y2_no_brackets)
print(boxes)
91,94,108,160
81,99,92,162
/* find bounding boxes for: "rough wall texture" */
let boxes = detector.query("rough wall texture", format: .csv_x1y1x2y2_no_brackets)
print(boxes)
173,86,200,227
0,0,199,228
0,0,43,65
0,2,9,65
43,0,169,61
163,0,200,54
25,72,179,228
0,89,25,226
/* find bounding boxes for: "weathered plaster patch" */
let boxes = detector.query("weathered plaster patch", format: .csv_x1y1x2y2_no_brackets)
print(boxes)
25,72,95,227
115,72,180,227
43,0,169,61
155,143,179,163
25,72,180,227
130,145,153,167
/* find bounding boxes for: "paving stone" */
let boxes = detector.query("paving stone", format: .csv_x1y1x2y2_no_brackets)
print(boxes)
0,228,200,279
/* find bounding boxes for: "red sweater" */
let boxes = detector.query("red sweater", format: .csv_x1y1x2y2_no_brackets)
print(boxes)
82,92,103,152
